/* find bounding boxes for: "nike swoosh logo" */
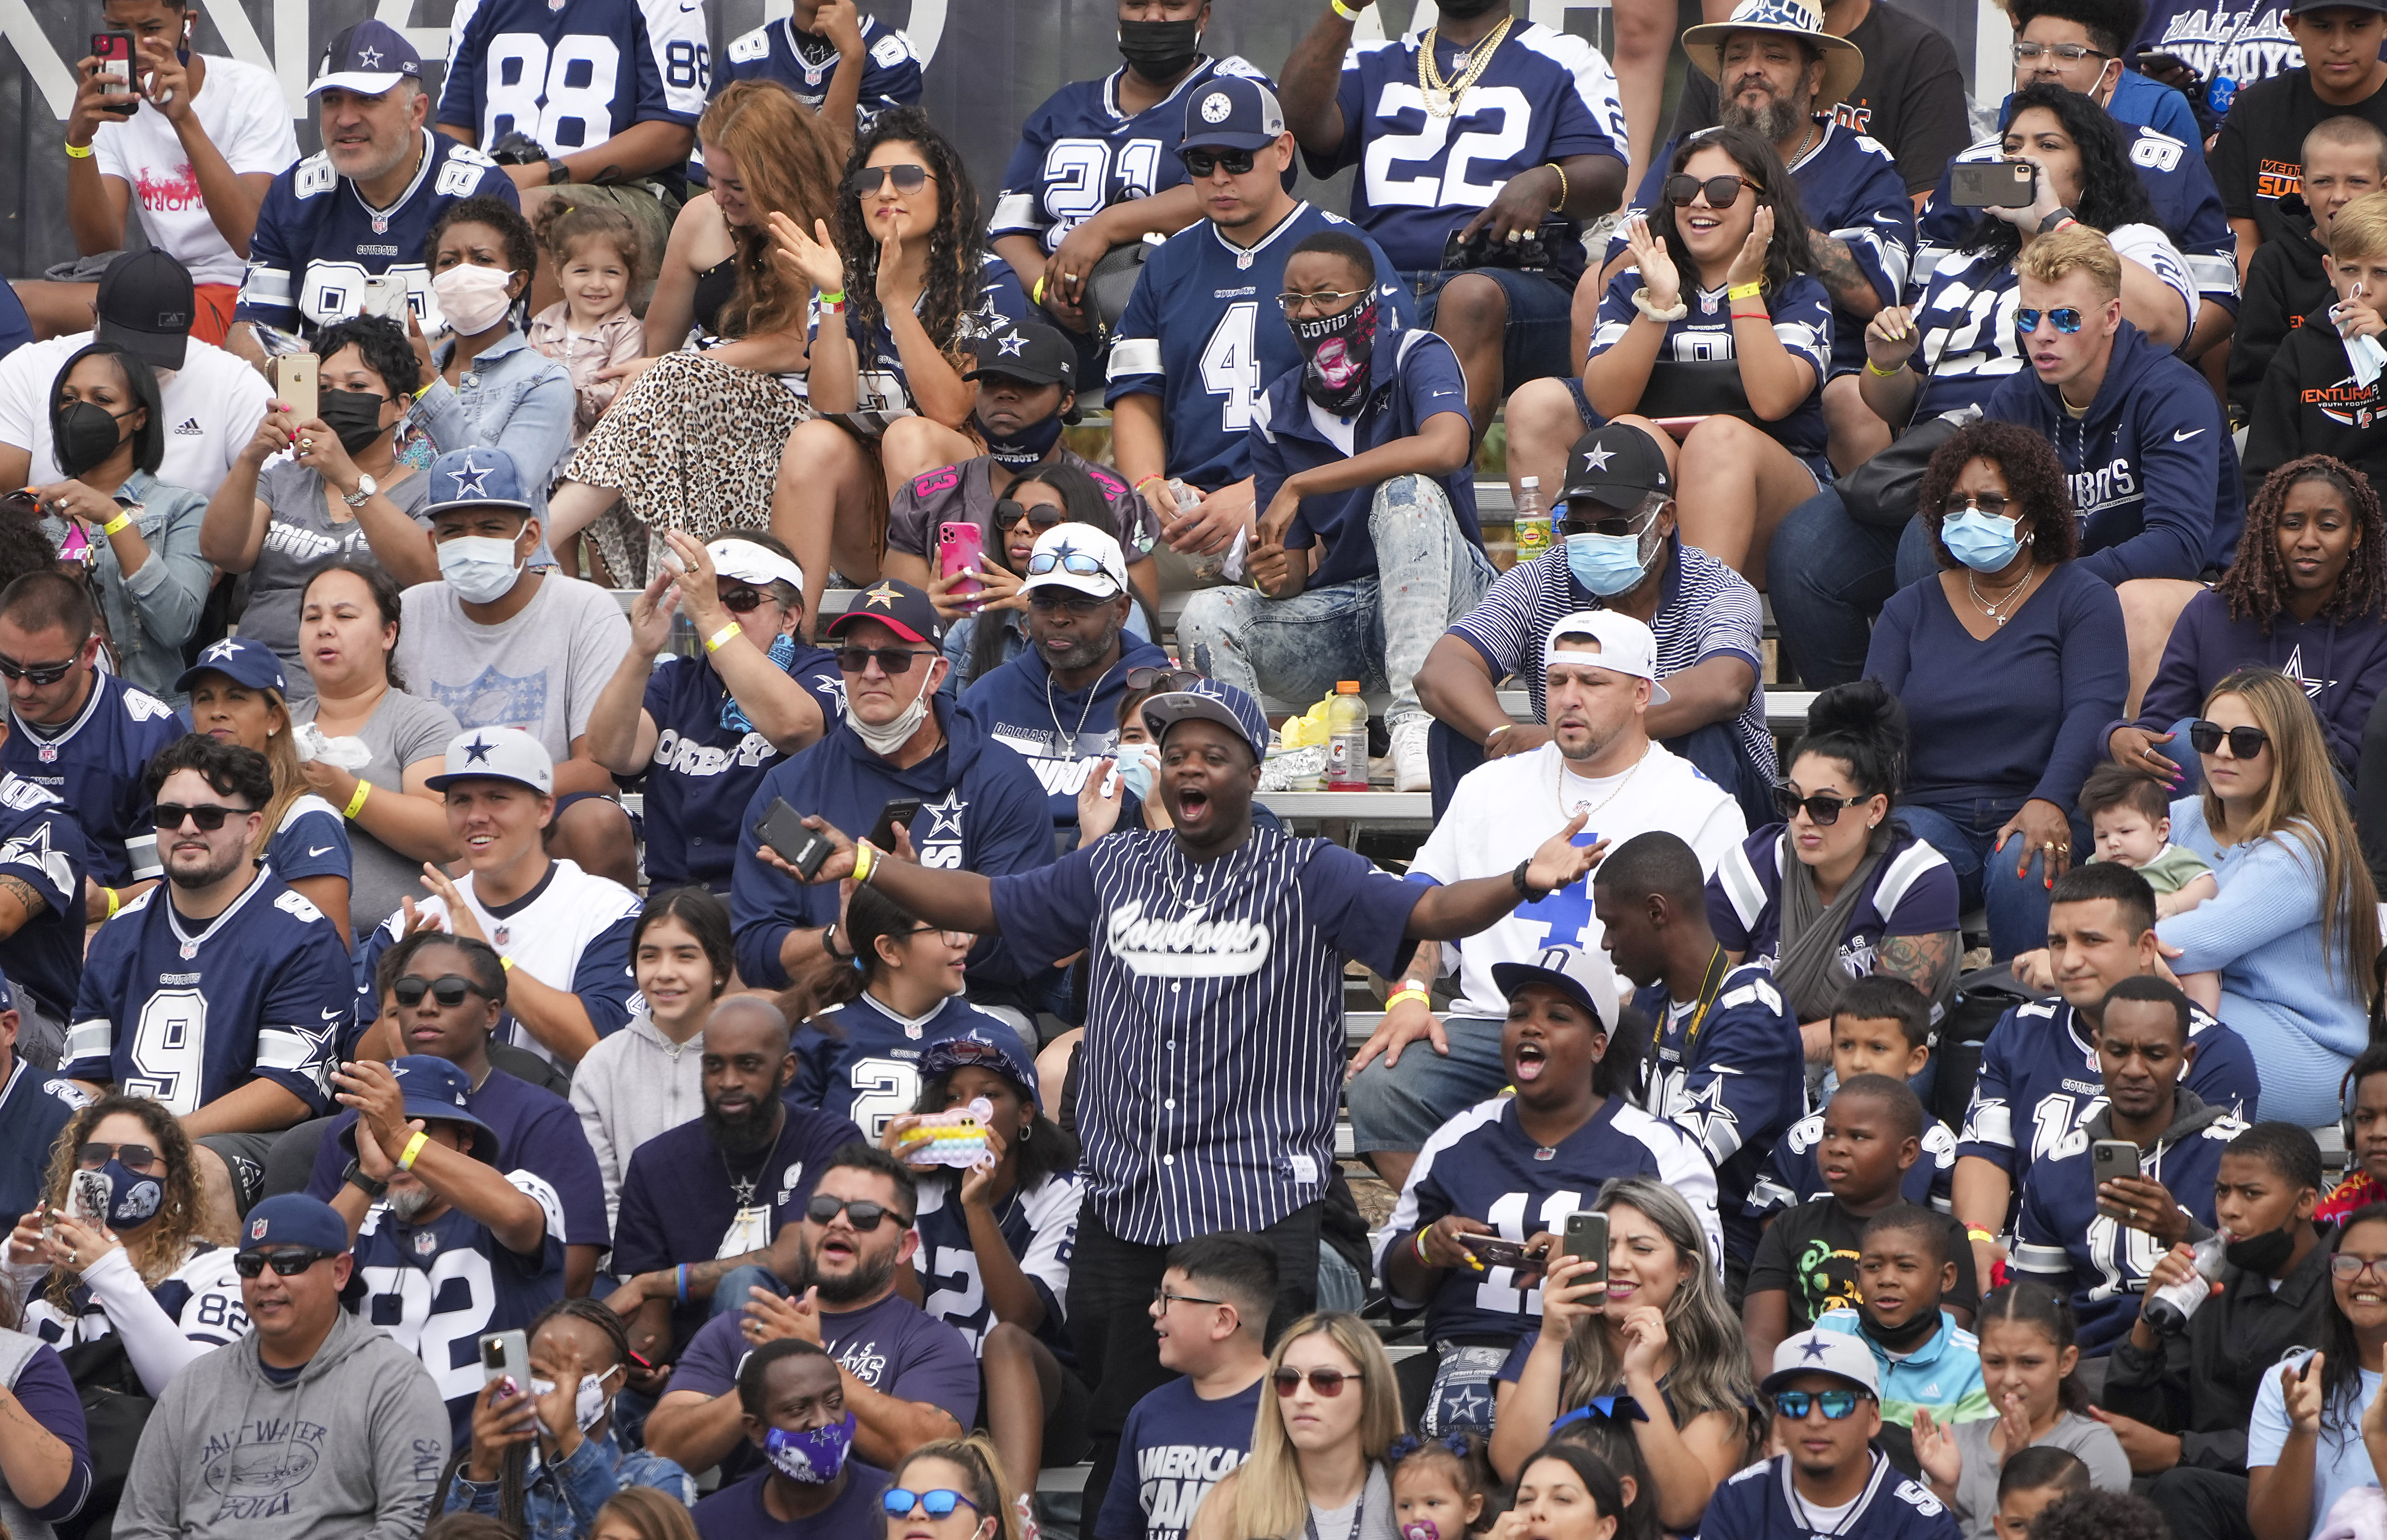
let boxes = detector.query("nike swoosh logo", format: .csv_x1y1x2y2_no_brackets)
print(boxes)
308,845,334,856
321,1007,345,1020
2174,428,2205,441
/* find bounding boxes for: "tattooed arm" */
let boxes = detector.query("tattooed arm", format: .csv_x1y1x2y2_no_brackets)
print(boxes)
1877,930,1961,1000
1809,233,1887,322
0,872,52,940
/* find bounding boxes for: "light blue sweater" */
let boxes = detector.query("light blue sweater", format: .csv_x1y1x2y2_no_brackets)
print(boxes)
2158,797,2368,1123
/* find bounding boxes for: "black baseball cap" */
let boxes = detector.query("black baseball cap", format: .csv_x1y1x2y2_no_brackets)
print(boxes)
965,321,1077,391
827,578,946,648
94,250,194,373
1558,424,1673,513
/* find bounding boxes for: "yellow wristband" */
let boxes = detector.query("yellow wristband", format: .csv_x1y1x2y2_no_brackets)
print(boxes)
703,622,742,654
100,511,132,536
1966,1228,1997,1243
500,955,515,972
101,886,120,920
1865,357,1903,378
397,1131,431,1171
852,840,877,885
1331,0,1363,18
1415,1226,1433,1263
1386,986,1431,1009
1726,280,1764,301
819,288,845,305
1032,276,1047,305
343,780,372,819
64,139,94,159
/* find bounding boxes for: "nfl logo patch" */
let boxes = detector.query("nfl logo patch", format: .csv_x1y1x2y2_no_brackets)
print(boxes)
415,1230,438,1255
494,926,509,946
37,747,55,763
248,1217,267,1240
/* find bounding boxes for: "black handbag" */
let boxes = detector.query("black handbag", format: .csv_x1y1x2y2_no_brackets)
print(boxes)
1834,410,1967,529
56,1334,155,1540
1085,240,1151,339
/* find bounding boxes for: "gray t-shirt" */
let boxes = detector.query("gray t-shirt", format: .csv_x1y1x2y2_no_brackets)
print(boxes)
1306,1462,1396,1540
393,573,631,767
292,686,461,939
1949,1410,2131,1540
245,461,432,702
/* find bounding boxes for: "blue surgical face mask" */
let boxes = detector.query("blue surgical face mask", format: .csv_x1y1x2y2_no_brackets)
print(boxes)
1112,742,1157,802
437,535,523,603
1564,529,1655,597
1941,509,2024,573
763,1412,854,1484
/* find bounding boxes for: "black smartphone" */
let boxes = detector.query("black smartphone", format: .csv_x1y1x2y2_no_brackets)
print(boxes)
1950,161,2038,208
1563,1210,1609,1286
2092,1139,2142,1188
2132,48,2187,74
755,797,832,881
868,797,921,849
1456,1232,1531,1270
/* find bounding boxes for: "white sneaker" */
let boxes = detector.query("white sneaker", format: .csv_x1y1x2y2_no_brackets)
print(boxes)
1391,717,1432,792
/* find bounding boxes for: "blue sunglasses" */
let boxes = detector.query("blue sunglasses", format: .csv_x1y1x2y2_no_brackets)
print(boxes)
2014,306,2085,334
1774,1390,1866,1420
883,1489,982,1519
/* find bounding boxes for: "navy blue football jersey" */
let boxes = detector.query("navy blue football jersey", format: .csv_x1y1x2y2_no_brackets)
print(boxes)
912,1170,1082,1356
992,55,1273,256
812,255,1035,415
0,771,92,1026
716,13,919,125
3,673,181,888
1749,1109,1959,1217
1105,202,1411,492
640,647,845,890
2013,1102,2241,1352
351,1176,566,1440
1958,997,2259,1184
238,132,520,339
1309,22,1629,277
1698,1453,1961,1540
0,1059,85,1222
1629,963,1805,1266
1588,269,1835,471
63,873,352,1116
792,993,1028,1139
439,0,694,155
1375,1094,1723,1343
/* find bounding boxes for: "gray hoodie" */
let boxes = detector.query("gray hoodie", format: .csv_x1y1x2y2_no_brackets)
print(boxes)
114,1305,448,1540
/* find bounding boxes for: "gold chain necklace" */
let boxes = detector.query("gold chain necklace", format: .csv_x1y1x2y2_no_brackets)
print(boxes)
1550,741,1648,821
1418,15,1514,117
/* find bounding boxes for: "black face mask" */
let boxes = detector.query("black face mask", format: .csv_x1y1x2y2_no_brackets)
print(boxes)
318,389,391,455
2225,1226,2299,1275
54,401,134,479
1118,18,1202,80
1858,1304,1941,1353
979,408,1065,468
1435,0,1512,17
1294,296,1380,415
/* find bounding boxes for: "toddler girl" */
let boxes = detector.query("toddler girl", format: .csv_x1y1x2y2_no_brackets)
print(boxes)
1391,1428,1493,1540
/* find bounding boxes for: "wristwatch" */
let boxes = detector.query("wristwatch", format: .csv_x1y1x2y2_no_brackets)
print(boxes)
342,1157,388,1200
545,157,570,186
2037,207,2077,234
342,473,377,509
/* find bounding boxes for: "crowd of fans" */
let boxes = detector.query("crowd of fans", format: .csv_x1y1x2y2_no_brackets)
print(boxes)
6,0,2387,1539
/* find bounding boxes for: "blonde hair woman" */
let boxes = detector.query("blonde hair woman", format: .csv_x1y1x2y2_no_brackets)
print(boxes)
878,1435,1021,1540
1188,1312,1402,1540
2157,666,2382,1125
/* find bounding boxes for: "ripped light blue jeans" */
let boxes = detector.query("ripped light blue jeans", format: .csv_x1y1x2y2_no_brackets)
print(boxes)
1174,475,1494,729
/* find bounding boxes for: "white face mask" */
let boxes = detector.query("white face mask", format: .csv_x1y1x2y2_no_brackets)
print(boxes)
848,658,939,757
438,534,523,603
526,1370,612,1433
434,263,518,336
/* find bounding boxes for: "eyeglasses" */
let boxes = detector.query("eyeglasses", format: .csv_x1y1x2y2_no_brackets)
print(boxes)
717,585,770,614
848,164,932,197
2015,306,2086,334
1277,289,1371,318
1774,1390,1866,1420
1937,491,2012,518
2331,1253,2387,1281
1556,500,1660,540
394,973,491,1009
75,1141,160,1173
833,645,928,675
1028,591,1112,614
1153,1286,1224,1309
2188,719,2270,759
0,652,79,686
153,803,254,832
1181,147,1256,177
1772,784,1869,826
1273,1366,1362,1397
883,1490,982,1520
233,1248,337,1278
996,499,1062,533
1663,173,1760,208
899,924,976,948
805,1193,913,1230
2013,40,2110,61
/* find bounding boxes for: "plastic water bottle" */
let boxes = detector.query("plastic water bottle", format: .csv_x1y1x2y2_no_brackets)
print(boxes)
2141,1232,2230,1334
1513,476,1553,561
1326,682,1370,791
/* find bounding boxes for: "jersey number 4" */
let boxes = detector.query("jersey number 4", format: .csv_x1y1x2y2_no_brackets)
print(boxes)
483,34,622,152
1199,301,1261,433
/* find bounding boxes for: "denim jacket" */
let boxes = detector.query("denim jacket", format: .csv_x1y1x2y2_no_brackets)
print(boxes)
444,1429,694,1540
415,327,575,502
40,469,212,704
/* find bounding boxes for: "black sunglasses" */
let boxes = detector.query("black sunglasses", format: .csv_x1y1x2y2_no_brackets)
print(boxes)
717,585,769,614
849,164,932,196
806,1193,913,1230
833,645,927,675
1027,591,1111,613
153,803,254,832
2188,719,2270,759
1556,500,1659,540
1182,147,1256,177
394,973,491,1009
76,1141,160,1173
996,499,1063,534
1663,173,1760,208
233,1248,336,1278
1772,784,1869,826
0,652,78,686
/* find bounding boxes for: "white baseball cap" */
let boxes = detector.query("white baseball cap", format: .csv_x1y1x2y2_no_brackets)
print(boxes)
424,727,554,794
1760,1329,1882,1399
1021,524,1129,601
1490,944,1622,1034
1545,610,1671,706
707,538,805,595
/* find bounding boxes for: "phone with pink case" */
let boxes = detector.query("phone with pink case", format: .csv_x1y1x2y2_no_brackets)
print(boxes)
939,521,987,609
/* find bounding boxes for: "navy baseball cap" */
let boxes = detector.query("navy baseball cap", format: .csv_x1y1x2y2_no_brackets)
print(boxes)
95,250,194,374
175,635,287,699
240,1194,351,1256
827,578,946,648
339,1056,501,1166
424,447,536,520
1490,946,1621,1036
1182,76,1288,154
965,321,1077,391
920,1027,1041,1106
1142,677,1269,762
308,19,424,97
0,962,21,1018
